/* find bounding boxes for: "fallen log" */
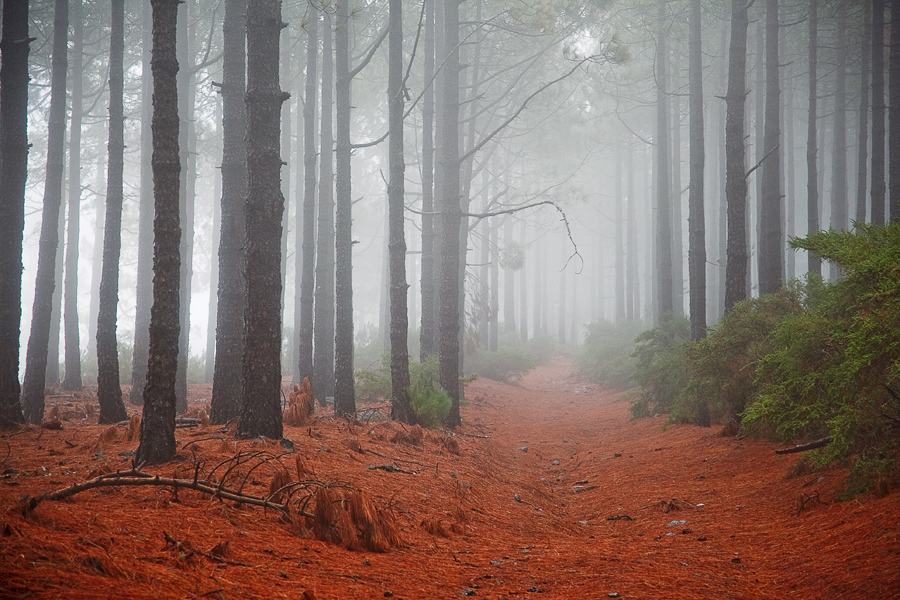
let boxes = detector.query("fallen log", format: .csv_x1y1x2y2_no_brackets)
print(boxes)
775,436,832,455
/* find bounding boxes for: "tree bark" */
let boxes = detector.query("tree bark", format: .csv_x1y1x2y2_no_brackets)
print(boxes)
758,0,782,295
136,0,182,465
655,0,674,320
724,0,750,312
0,0,31,428
333,0,355,418
856,2,870,225
22,0,68,424
236,0,288,440
889,0,900,221
806,0,820,277
313,12,335,406
830,1,848,245
63,0,84,390
96,0,128,425
210,0,248,425
871,0,886,225
688,0,706,342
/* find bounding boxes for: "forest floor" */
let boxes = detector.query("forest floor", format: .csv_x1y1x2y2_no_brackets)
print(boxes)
1,356,898,599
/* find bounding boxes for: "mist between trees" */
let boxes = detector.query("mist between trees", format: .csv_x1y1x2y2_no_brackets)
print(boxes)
2,0,897,466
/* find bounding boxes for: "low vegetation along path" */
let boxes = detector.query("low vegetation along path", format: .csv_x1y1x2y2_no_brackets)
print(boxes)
1,356,898,599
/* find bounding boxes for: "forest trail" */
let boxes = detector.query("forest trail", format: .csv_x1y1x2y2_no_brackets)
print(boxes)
1,356,898,599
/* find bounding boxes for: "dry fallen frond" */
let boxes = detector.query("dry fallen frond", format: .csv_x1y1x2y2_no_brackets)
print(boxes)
312,487,357,549
269,468,292,504
420,518,451,538
126,415,141,441
284,378,315,426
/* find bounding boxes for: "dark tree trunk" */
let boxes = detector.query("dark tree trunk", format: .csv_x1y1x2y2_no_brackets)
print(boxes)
313,12,335,406
889,0,900,221
489,217,499,351
237,0,288,440
724,0,750,312
758,0,782,295
205,98,222,384
688,0,706,342
388,0,413,424
655,0,674,320
47,211,64,386
0,0,30,428
22,0,68,425
806,0,820,277
333,0,355,418
135,0,182,466
296,8,317,387
96,0,128,425
63,0,84,391
419,0,435,363
831,1,848,246
280,22,291,340
130,0,154,406
871,0,886,225
210,0,247,425
856,2,870,225
438,0,462,427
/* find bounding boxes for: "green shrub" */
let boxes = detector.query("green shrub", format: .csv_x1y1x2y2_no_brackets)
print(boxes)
463,332,553,382
574,319,644,389
630,316,690,418
408,371,452,428
355,355,441,404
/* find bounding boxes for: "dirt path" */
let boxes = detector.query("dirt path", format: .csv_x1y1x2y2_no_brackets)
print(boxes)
1,357,898,599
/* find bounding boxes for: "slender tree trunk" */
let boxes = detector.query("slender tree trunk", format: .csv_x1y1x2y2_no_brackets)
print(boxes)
489,217,499,351
831,0,849,250
130,0,154,406
889,0,900,221
296,8,317,388
857,2,870,225
280,20,291,341
63,0,84,390
205,98,221,384
419,0,436,362
87,151,104,360
236,0,288,440
48,209,64,386
95,0,128,425
806,0,820,277
388,0,413,424
519,221,528,341
759,0,782,295
136,0,181,465
502,217,515,333
333,0,355,417
656,0,673,320
627,144,639,320
313,12,335,405
688,0,706,342
558,238,567,344
871,0,886,225
784,60,795,281
671,86,684,318
439,0,462,427
615,152,625,323
22,0,68,425
210,0,247,425
724,0,750,312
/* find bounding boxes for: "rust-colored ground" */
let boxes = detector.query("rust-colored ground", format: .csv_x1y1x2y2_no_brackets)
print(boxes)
1,356,898,599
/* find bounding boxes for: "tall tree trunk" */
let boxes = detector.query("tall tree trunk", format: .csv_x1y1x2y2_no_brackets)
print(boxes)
313,12,335,405
87,150,105,360
95,0,128,425
784,59,796,281
502,217,515,333
830,0,849,254
806,0,820,277
210,0,247,425
856,2,870,225
333,0,355,417
759,0,782,295
280,20,291,341
518,221,528,340
671,86,684,318
558,238,567,344
489,217,499,351
296,8,317,388
63,0,84,390
871,0,886,225
615,152,625,323
626,144,639,320
724,0,750,312
655,0,674,320
47,209,64,386
136,0,182,465
419,0,436,362
22,0,68,425
438,0,462,427
890,0,900,221
236,0,287,440
205,97,222,383
388,0,413,424
130,0,155,406
688,0,706,341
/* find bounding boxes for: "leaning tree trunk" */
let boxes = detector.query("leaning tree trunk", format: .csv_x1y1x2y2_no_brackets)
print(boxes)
22,0,68,425
724,0,750,312
758,0,782,295
96,0,128,425
688,0,706,342
806,0,820,277
438,0,462,428
871,0,886,226
333,0,355,418
130,0,155,406
210,0,248,425
296,9,318,388
0,0,31,428
135,0,182,466
655,0,674,320
388,0,413,424
63,0,84,391
236,0,288,441
313,12,336,406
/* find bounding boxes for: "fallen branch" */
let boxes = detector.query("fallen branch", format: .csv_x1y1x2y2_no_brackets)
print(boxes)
775,436,832,455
